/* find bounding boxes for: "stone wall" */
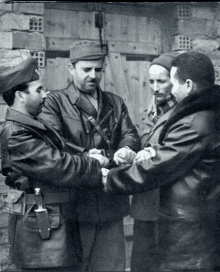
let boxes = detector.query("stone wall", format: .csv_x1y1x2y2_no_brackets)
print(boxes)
171,3,220,85
0,3,45,271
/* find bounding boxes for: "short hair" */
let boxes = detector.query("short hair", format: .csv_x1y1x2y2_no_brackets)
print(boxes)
171,51,215,89
3,83,29,106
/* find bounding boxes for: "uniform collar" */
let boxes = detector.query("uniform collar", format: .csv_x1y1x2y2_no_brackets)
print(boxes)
65,81,114,118
5,108,46,130
66,81,114,107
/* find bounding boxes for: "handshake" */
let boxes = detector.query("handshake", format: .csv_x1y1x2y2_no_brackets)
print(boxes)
87,146,156,168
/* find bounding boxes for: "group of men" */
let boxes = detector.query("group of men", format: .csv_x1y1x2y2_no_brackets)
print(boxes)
1,40,220,272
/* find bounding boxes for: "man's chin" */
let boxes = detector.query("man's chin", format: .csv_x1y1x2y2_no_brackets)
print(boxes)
85,87,98,93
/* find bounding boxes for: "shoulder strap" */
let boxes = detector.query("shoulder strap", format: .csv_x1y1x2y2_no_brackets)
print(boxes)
59,88,113,149
81,110,112,149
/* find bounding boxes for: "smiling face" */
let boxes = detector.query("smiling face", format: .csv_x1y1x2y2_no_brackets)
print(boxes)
22,80,47,117
149,64,173,104
69,59,103,95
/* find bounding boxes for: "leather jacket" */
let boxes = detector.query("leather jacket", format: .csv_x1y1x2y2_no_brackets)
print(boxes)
0,109,103,268
106,86,220,270
39,82,140,222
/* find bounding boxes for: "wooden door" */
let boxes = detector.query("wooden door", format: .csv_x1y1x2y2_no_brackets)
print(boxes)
105,53,152,128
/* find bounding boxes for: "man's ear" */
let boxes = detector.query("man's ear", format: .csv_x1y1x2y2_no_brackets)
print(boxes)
68,63,75,75
186,79,193,95
15,91,25,103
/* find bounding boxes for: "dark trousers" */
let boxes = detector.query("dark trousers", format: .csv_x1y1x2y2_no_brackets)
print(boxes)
76,219,125,272
131,219,158,272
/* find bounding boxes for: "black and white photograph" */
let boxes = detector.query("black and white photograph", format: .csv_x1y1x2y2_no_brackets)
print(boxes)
0,2,220,271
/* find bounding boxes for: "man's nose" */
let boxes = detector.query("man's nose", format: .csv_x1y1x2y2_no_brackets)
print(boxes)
42,89,48,99
89,69,96,78
153,82,159,93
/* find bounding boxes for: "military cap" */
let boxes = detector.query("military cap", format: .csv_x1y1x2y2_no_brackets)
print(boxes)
150,53,178,72
0,57,39,94
70,40,107,63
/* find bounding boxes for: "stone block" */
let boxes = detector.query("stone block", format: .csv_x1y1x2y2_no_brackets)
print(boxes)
0,3,12,11
216,6,220,21
13,2,44,15
217,21,220,37
0,32,12,49
0,13,29,31
0,49,30,72
205,19,218,38
0,242,16,272
0,10,6,16
174,18,214,36
191,38,219,52
13,31,45,50
191,6,214,20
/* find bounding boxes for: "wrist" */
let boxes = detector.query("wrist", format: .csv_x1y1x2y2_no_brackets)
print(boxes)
124,146,132,150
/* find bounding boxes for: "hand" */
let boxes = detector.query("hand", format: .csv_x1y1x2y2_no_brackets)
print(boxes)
101,168,109,192
89,153,109,168
113,146,136,166
88,148,102,155
134,147,156,164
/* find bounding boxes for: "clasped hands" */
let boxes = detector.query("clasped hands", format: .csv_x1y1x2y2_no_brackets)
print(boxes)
88,146,156,191
87,146,137,168
100,146,156,191
88,146,156,168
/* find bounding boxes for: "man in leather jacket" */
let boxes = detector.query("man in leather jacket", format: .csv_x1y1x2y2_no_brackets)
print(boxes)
130,53,178,272
104,51,220,271
39,41,140,271
0,57,109,271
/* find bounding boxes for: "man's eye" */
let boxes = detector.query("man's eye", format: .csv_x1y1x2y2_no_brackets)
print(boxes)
84,69,91,72
95,69,102,72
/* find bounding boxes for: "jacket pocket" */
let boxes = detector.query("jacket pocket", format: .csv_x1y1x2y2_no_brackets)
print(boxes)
8,189,25,215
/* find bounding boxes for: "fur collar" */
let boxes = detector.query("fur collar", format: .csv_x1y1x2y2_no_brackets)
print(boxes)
158,85,220,144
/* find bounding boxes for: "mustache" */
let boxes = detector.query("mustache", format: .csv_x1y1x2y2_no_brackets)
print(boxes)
87,79,98,83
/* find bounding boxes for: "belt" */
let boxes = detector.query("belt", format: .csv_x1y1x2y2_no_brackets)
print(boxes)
24,191,75,204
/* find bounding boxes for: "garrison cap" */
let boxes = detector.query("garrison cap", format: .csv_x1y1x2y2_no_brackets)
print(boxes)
0,57,39,94
70,40,107,63
150,53,178,72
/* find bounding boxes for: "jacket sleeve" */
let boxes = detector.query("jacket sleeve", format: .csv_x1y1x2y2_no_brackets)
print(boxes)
116,100,141,152
5,126,102,188
138,110,155,149
106,121,203,194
